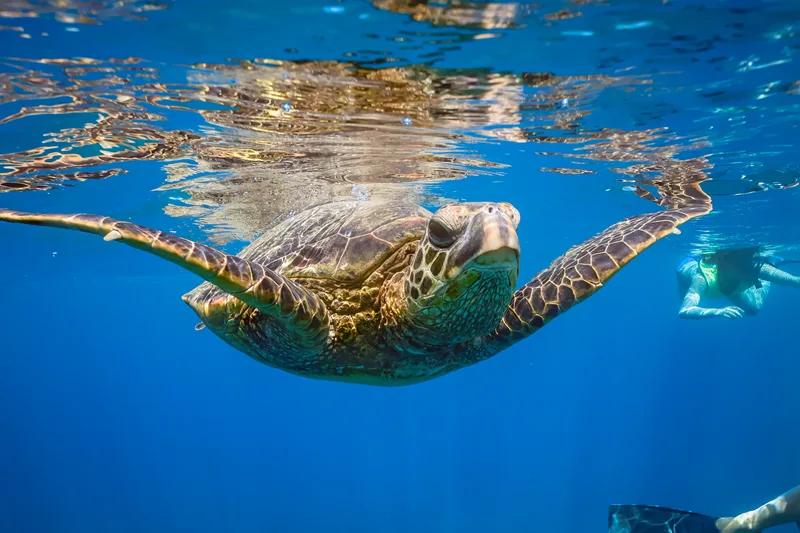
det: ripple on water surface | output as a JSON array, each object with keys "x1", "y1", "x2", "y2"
[{"x1": 0, "y1": 0, "x2": 798, "y2": 251}]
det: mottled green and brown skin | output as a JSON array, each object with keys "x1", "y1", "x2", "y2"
[{"x1": 0, "y1": 196, "x2": 708, "y2": 386}]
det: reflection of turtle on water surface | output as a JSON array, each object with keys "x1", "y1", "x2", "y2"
[{"x1": 0, "y1": 197, "x2": 707, "y2": 386}]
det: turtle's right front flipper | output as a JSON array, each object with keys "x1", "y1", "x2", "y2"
[{"x1": 0, "y1": 209, "x2": 331, "y2": 354}]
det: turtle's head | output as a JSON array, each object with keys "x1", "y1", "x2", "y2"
[{"x1": 391, "y1": 202, "x2": 520, "y2": 349}]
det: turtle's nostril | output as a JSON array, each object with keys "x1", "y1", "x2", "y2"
[{"x1": 487, "y1": 206, "x2": 495, "y2": 214}]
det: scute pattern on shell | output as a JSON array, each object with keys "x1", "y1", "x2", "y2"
[{"x1": 238, "y1": 201, "x2": 431, "y2": 284}]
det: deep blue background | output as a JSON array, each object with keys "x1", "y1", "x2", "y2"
[{"x1": 1, "y1": 1, "x2": 799, "y2": 532}]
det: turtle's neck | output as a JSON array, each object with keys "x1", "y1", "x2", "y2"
[
  {"x1": 379, "y1": 270, "x2": 441, "y2": 356},
  {"x1": 379, "y1": 264, "x2": 517, "y2": 356}
]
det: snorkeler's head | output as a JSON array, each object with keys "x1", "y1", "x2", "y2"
[
  {"x1": 700, "y1": 252, "x2": 717, "y2": 265},
  {"x1": 701, "y1": 246, "x2": 761, "y2": 266}
]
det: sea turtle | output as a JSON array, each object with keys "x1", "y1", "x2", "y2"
[{"x1": 0, "y1": 197, "x2": 706, "y2": 386}]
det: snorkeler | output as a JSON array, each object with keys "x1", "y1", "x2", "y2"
[
  {"x1": 676, "y1": 247, "x2": 800, "y2": 319},
  {"x1": 608, "y1": 483, "x2": 800, "y2": 532}
]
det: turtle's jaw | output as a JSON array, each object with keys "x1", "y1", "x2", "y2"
[{"x1": 474, "y1": 246, "x2": 520, "y2": 269}]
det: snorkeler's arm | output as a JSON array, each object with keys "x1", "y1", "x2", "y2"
[
  {"x1": 679, "y1": 274, "x2": 745, "y2": 319},
  {"x1": 716, "y1": 484, "x2": 800, "y2": 532},
  {"x1": 678, "y1": 275, "x2": 715, "y2": 318},
  {"x1": 760, "y1": 263, "x2": 800, "y2": 288}
]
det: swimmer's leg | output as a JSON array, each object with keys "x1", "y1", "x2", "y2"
[
  {"x1": 612, "y1": 485, "x2": 800, "y2": 533},
  {"x1": 729, "y1": 282, "x2": 771, "y2": 316}
]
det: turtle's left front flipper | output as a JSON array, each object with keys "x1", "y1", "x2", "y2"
[
  {"x1": 0, "y1": 209, "x2": 331, "y2": 352},
  {"x1": 483, "y1": 205, "x2": 708, "y2": 351}
]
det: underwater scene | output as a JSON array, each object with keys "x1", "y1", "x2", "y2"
[{"x1": 0, "y1": 0, "x2": 798, "y2": 531}]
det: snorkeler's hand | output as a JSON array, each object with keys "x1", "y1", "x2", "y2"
[{"x1": 715, "y1": 306, "x2": 745, "y2": 319}]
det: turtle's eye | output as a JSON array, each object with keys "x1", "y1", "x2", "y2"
[{"x1": 428, "y1": 218, "x2": 458, "y2": 248}]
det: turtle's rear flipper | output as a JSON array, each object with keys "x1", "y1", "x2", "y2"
[
  {"x1": 0, "y1": 209, "x2": 330, "y2": 353},
  {"x1": 608, "y1": 504, "x2": 726, "y2": 533}
]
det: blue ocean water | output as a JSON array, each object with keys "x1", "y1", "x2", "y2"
[{"x1": 0, "y1": 1, "x2": 798, "y2": 532}]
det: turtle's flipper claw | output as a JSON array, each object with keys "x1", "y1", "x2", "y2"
[{"x1": 103, "y1": 230, "x2": 122, "y2": 241}]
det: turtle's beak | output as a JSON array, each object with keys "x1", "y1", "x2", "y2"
[
  {"x1": 473, "y1": 220, "x2": 520, "y2": 270},
  {"x1": 445, "y1": 207, "x2": 520, "y2": 277},
  {"x1": 471, "y1": 211, "x2": 520, "y2": 270}
]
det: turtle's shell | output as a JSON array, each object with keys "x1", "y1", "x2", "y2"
[{"x1": 238, "y1": 201, "x2": 431, "y2": 284}]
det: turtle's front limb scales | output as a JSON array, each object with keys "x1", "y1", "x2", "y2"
[{"x1": 0, "y1": 209, "x2": 331, "y2": 354}]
